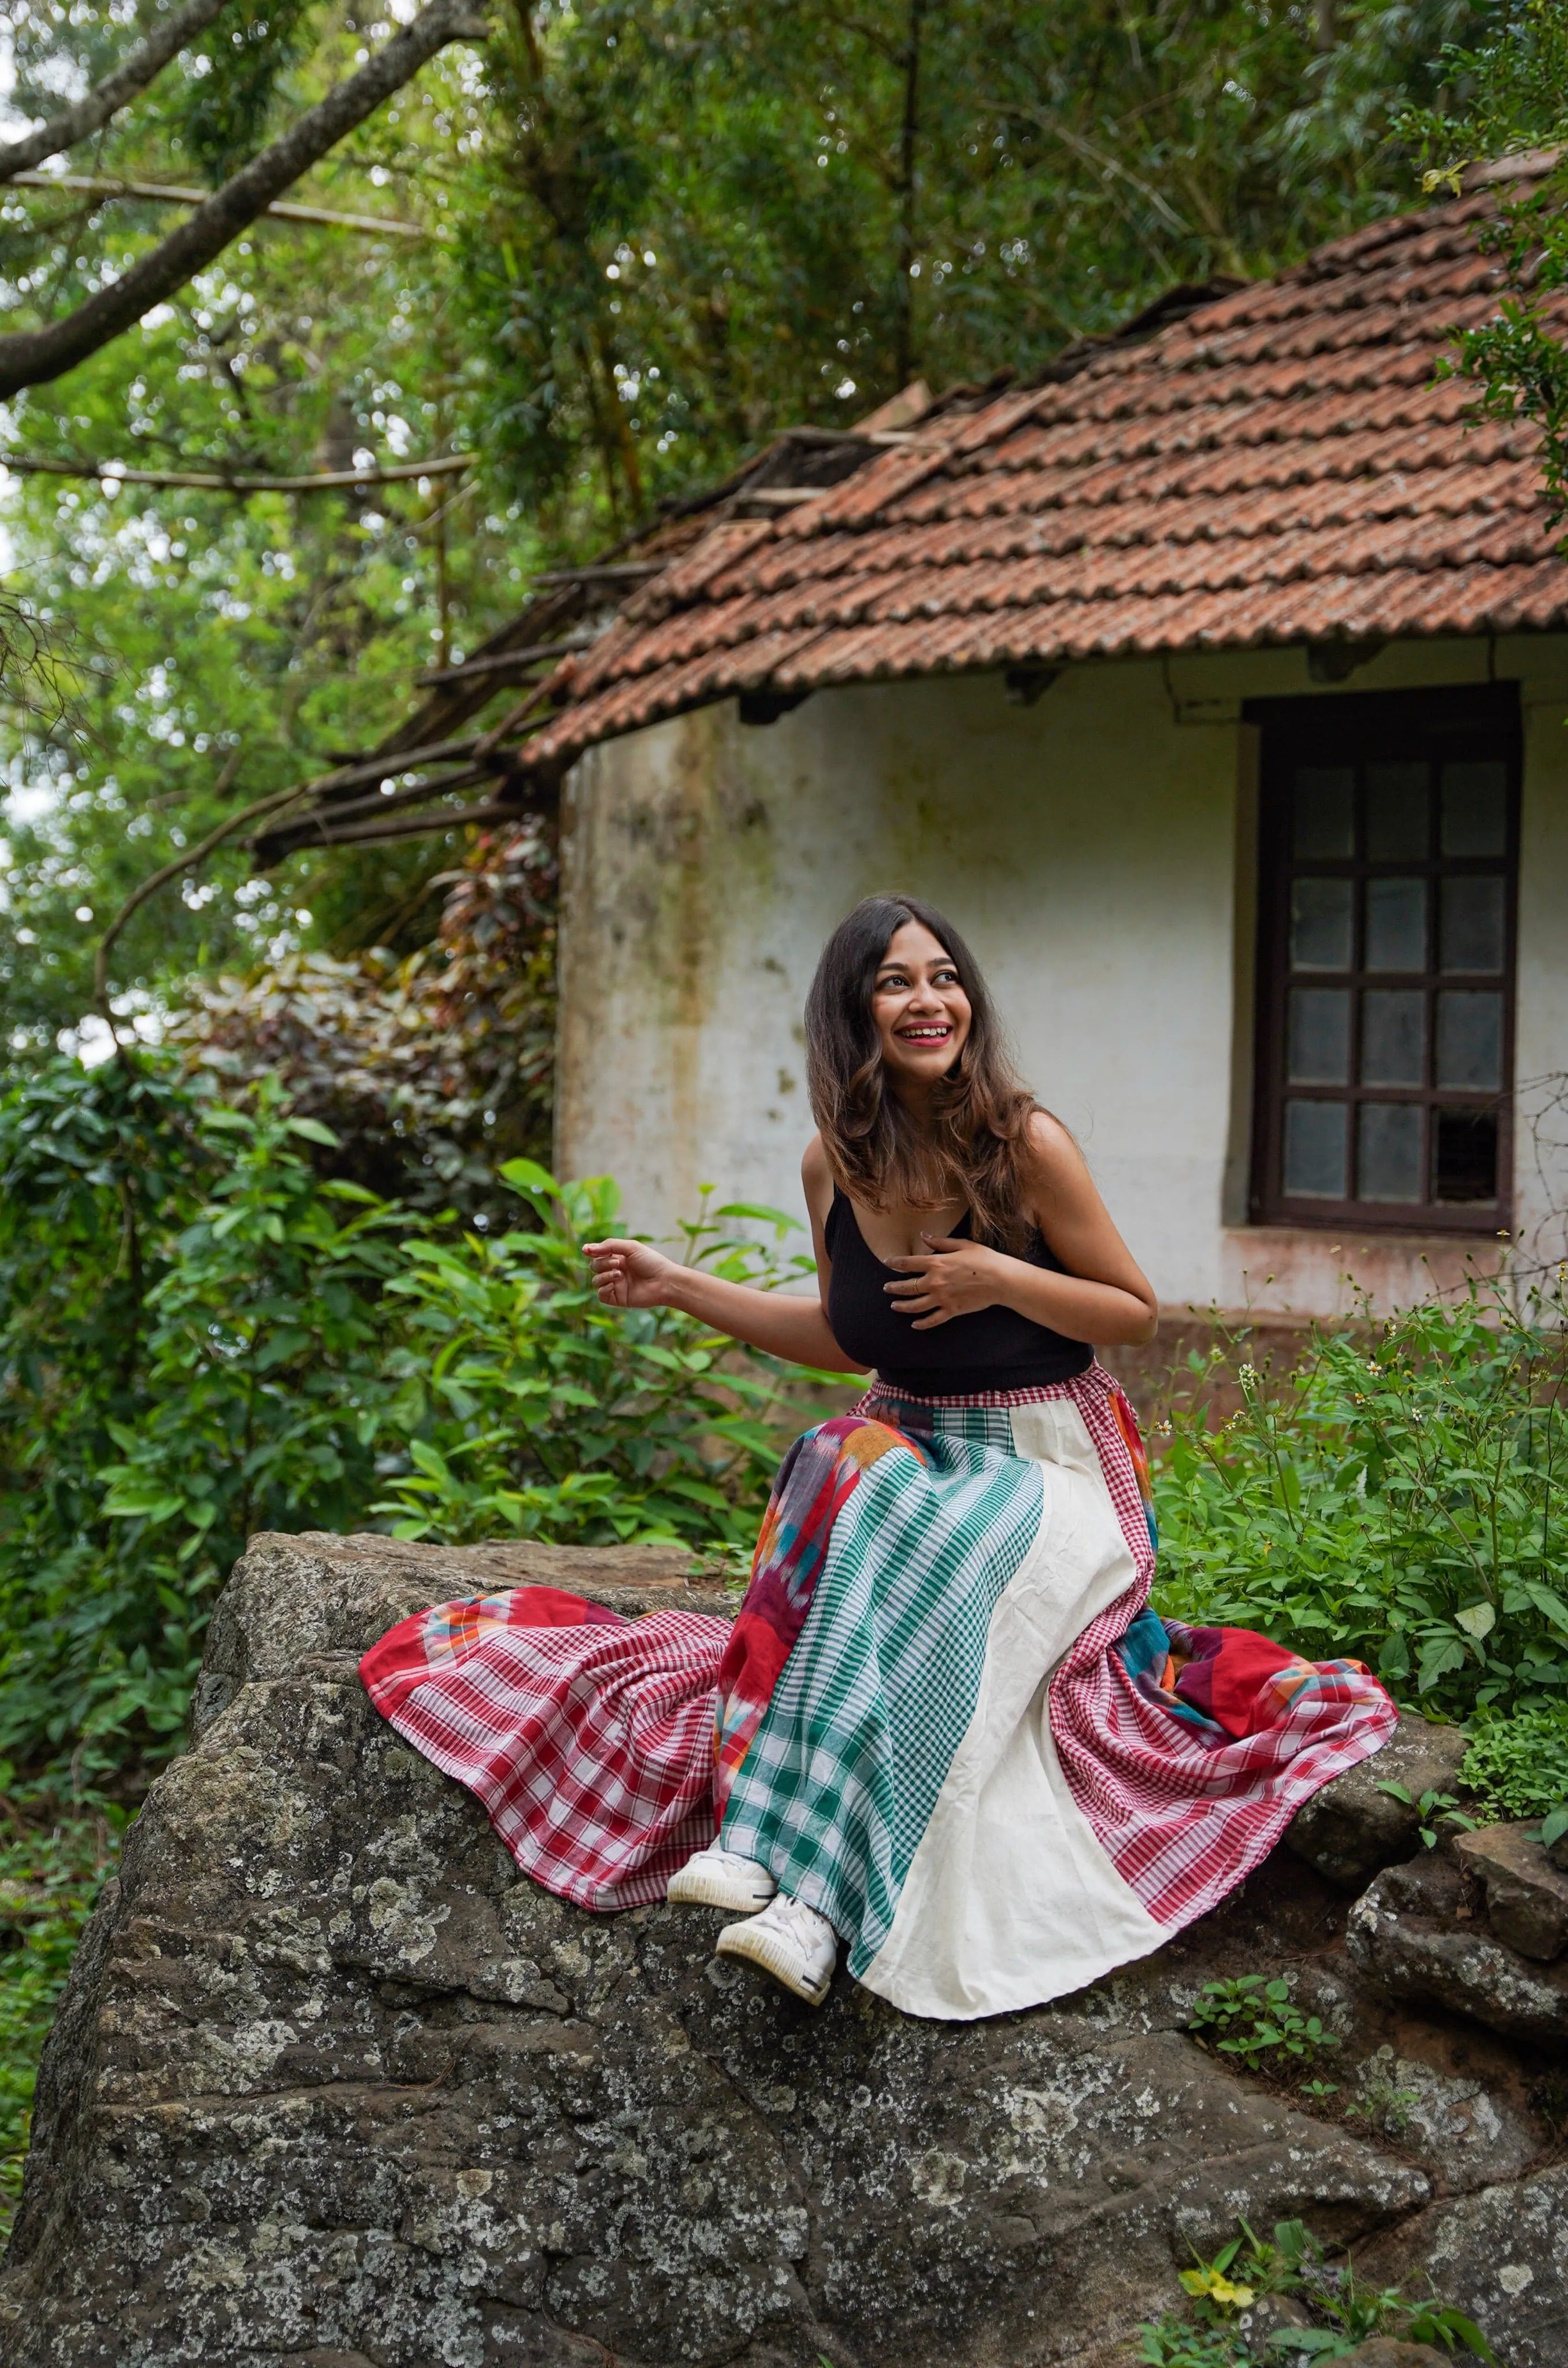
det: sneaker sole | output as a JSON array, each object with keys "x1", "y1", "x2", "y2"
[
  {"x1": 666, "y1": 1864, "x2": 777, "y2": 1913},
  {"x1": 713, "y1": 1919, "x2": 833, "y2": 2007}
]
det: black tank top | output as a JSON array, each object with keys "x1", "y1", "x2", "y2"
[{"x1": 824, "y1": 1186, "x2": 1092, "y2": 1395}]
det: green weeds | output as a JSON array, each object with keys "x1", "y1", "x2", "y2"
[
  {"x1": 1151, "y1": 1286, "x2": 1568, "y2": 1725},
  {"x1": 0, "y1": 1056, "x2": 814, "y2": 1788},
  {"x1": 1188, "y1": 1977, "x2": 1341, "y2": 2073},
  {"x1": 0, "y1": 1802, "x2": 118, "y2": 2244},
  {"x1": 1459, "y1": 1701, "x2": 1568, "y2": 1843},
  {"x1": 1374, "y1": 1782, "x2": 1476, "y2": 1849},
  {"x1": 1139, "y1": 2218, "x2": 1495, "y2": 2363}
]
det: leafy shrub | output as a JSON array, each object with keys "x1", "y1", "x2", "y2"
[
  {"x1": 1188, "y1": 1975, "x2": 1341, "y2": 2072},
  {"x1": 370, "y1": 1164, "x2": 813, "y2": 1551},
  {"x1": 0, "y1": 1063, "x2": 409, "y2": 1774},
  {"x1": 0, "y1": 1054, "x2": 807, "y2": 1782},
  {"x1": 168, "y1": 821, "x2": 557, "y2": 1219},
  {"x1": 1459, "y1": 1701, "x2": 1568, "y2": 1834},
  {"x1": 0, "y1": 1805, "x2": 118, "y2": 2241},
  {"x1": 1137, "y1": 2321, "x2": 1249, "y2": 2367},
  {"x1": 1371, "y1": 1780, "x2": 1474, "y2": 1851},
  {"x1": 1141, "y1": 2217, "x2": 1495, "y2": 2365},
  {"x1": 1151, "y1": 1286, "x2": 1568, "y2": 1723}
]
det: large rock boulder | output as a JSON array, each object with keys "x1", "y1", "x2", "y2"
[
  {"x1": 1347, "y1": 1848, "x2": 1568, "y2": 2047},
  {"x1": 1, "y1": 1535, "x2": 1563, "y2": 2367},
  {"x1": 1283, "y1": 1713, "x2": 1469, "y2": 1893}
]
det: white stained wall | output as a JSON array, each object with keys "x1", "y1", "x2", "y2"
[{"x1": 555, "y1": 635, "x2": 1568, "y2": 1317}]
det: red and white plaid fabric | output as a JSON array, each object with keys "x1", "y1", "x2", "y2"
[
  {"x1": 1040, "y1": 1368, "x2": 1397, "y2": 1930},
  {"x1": 362, "y1": 1599, "x2": 730, "y2": 1910},
  {"x1": 362, "y1": 1366, "x2": 1395, "y2": 1935}
]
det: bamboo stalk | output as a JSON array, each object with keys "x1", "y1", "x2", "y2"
[
  {"x1": 262, "y1": 798, "x2": 535, "y2": 850},
  {"x1": 416, "y1": 631, "x2": 596, "y2": 687},
  {"x1": 529, "y1": 561, "x2": 665, "y2": 587}
]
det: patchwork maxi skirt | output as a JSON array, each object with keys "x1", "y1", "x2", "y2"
[{"x1": 361, "y1": 1366, "x2": 1396, "y2": 2019}]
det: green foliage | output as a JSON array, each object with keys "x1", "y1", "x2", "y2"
[
  {"x1": 1137, "y1": 2321, "x2": 1250, "y2": 2368},
  {"x1": 176, "y1": 0, "x2": 325, "y2": 185},
  {"x1": 0, "y1": 1060, "x2": 407, "y2": 1773},
  {"x1": 1151, "y1": 1286, "x2": 1568, "y2": 1723},
  {"x1": 1344, "y1": 2076, "x2": 1421, "y2": 2136},
  {"x1": 168, "y1": 823, "x2": 559, "y2": 1216},
  {"x1": 461, "y1": 0, "x2": 1481, "y2": 523},
  {"x1": 1140, "y1": 2217, "x2": 1496, "y2": 2365},
  {"x1": 1373, "y1": 1779, "x2": 1476, "y2": 1848},
  {"x1": 1188, "y1": 1977, "x2": 1342, "y2": 2072},
  {"x1": 0, "y1": 1053, "x2": 803, "y2": 1781},
  {"x1": 1459, "y1": 1700, "x2": 1568, "y2": 1832},
  {"x1": 1393, "y1": 1, "x2": 1568, "y2": 524},
  {"x1": 1399, "y1": 0, "x2": 1568, "y2": 179},
  {"x1": 0, "y1": 1805, "x2": 118, "y2": 2243},
  {"x1": 1, "y1": 9, "x2": 530, "y2": 1052},
  {"x1": 370, "y1": 1164, "x2": 812, "y2": 1549}
]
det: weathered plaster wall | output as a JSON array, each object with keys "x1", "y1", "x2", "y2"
[{"x1": 556, "y1": 635, "x2": 1568, "y2": 1316}]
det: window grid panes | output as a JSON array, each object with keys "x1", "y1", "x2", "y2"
[{"x1": 1250, "y1": 691, "x2": 1517, "y2": 1233}]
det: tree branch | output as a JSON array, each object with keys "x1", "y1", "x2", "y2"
[
  {"x1": 0, "y1": 0, "x2": 237, "y2": 183},
  {"x1": 7, "y1": 169, "x2": 435, "y2": 238},
  {"x1": 0, "y1": 0, "x2": 490, "y2": 400},
  {"x1": 1, "y1": 449, "x2": 474, "y2": 493},
  {"x1": 94, "y1": 774, "x2": 310, "y2": 1025}
]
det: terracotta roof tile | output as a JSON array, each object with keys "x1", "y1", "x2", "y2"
[{"x1": 522, "y1": 180, "x2": 1568, "y2": 769}]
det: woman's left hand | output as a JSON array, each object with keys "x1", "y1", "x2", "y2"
[{"x1": 884, "y1": 1235, "x2": 1009, "y2": 1329}]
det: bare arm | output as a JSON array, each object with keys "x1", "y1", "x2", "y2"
[
  {"x1": 884, "y1": 1112, "x2": 1159, "y2": 1347},
  {"x1": 583, "y1": 1139, "x2": 867, "y2": 1372}
]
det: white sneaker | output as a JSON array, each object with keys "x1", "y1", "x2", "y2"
[
  {"x1": 666, "y1": 1841, "x2": 777, "y2": 1913},
  {"x1": 715, "y1": 1892, "x2": 837, "y2": 2006}
]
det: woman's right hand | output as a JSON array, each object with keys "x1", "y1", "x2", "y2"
[{"x1": 584, "y1": 1237, "x2": 681, "y2": 1309}]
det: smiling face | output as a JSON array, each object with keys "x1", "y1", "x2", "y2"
[{"x1": 871, "y1": 918, "x2": 973, "y2": 1098}]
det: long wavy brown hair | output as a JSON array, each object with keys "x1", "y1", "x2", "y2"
[{"x1": 805, "y1": 894, "x2": 1040, "y2": 1251}]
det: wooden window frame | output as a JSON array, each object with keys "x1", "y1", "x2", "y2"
[{"x1": 1245, "y1": 682, "x2": 1521, "y2": 1237}]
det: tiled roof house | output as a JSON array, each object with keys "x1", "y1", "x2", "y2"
[
  {"x1": 521, "y1": 161, "x2": 1568, "y2": 1323},
  {"x1": 528, "y1": 160, "x2": 1568, "y2": 763},
  {"x1": 290, "y1": 161, "x2": 1567, "y2": 1322}
]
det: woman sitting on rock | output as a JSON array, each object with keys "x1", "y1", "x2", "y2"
[{"x1": 363, "y1": 895, "x2": 1395, "y2": 2018}]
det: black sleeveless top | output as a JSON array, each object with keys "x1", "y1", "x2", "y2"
[{"x1": 824, "y1": 1186, "x2": 1092, "y2": 1395}]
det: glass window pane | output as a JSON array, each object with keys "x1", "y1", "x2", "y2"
[
  {"x1": 1440, "y1": 875, "x2": 1505, "y2": 973},
  {"x1": 1365, "y1": 763, "x2": 1429, "y2": 859},
  {"x1": 1293, "y1": 767, "x2": 1355, "y2": 858},
  {"x1": 1284, "y1": 1100, "x2": 1348, "y2": 1198},
  {"x1": 1441, "y1": 760, "x2": 1507, "y2": 856},
  {"x1": 1364, "y1": 877, "x2": 1427, "y2": 972},
  {"x1": 1291, "y1": 877, "x2": 1352, "y2": 970},
  {"x1": 1434, "y1": 1109, "x2": 1499, "y2": 1203},
  {"x1": 1358, "y1": 1104, "x2": 1424, "y2": 1202},
  {"x1": 1436, "y1": 990, "x2": 1504, "y2": 1090},
  {"x1": 1361, "y1": 989, "x2": 1425, "y2": 1086},
  {"x1": 1288, "y1": 989, "x2": 1351, "y2": 1083}
]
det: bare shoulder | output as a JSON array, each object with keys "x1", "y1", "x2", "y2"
[
  {"x1": 1021, "y1": 1107, "x2": 1093, "y2": 1200},
  {"x1": 800, "y1": 1132, "x2": 835, "y2": 1217}
]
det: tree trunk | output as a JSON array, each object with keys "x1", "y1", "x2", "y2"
[{"x1": 895, "y1": 0, "x2": 928, "y2": 389}]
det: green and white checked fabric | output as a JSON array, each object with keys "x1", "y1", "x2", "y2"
[{"x1": 719, "y1": 1400, "x2": 1044, "y2": 1975}]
